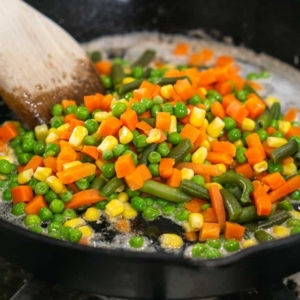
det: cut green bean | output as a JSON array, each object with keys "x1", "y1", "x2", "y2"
[
  {"x1": 167, "y1": 138, "x2": 193, "y2": 164},
  {"x1": 131, "y1": 50, "x2": 156, "y2": 67},
  {"x1": 139, "y1": 180, "x2": 192, "y2": 203},
  {"x1": 294, "y1": 152, "x2": 300, "y2": 167},
  {"x1": 220, "y1": 189, "x2": 242, "y2": 221},
  {"x1": 100, "y1": 176, "x2": 124, "y2": 196},
  {"x1": 270, "y1": 139, "x2": 298, "y2": 163},
  {"x1": 270, "y1": 102, "x2": 281, "y2": 120},
  {"x1": 138, "y1": 143, "x2": 158, "y2": 165},
  {"x1": 254, "y1": 230, "x2": 276, "y2": 242},
  {"x1": 153, "y1": 76, "x2": 191, "y2": 86},
  {"x1": 91, "y1": 176, "x2": 107, "y2": 191},
  {"x1": 116, "y1": 79, "x2": 143, "y2": 95},
  {"x1": 111, "y1": 63, "x2": 125, "y2": 87},
  {"x1": 235, "y1": 206, "x2": 260, "y2": 224},
  {"x1": 179, "y1": 179, "x2": 210, "y2": 201},
  {"x1": 256, "y1": 109, "x2": 271, "y2": 130}
]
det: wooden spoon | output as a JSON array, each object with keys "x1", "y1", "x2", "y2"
[{"x1": 0, "y1": 0, "x2": 104, "y2": 128}]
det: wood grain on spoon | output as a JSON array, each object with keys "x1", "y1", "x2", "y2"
[{"x1": 0, "y1": 0, "x2": 104, "y2": 128}]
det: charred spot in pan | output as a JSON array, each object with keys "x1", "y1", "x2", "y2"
[
  {"x1": 292, "y1": 203, "x2": 300, "y2": 212},
  {"x1": 88, "y1": 218, "x2": 116, "y2": 243}
]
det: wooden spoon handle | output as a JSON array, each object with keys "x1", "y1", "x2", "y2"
[{"x1": 0, "y1": 0, "x2": 104, "y2": 128}]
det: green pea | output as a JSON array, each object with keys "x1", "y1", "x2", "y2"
[
  {"x1": 148, "y1": 152, "x2": 161, "y2": 164},
  {"x1": 181, "y1": 153, "x2": 191, "y2": 162},
  {"x1": 10, "y1": 136, "x2": 22, "y2": 148},
  {"x1": 228, "y1": 128, "x2": 241, "y2": 142},
  {"x1": 131, "y1": 102, "x2": 146, "y2": 116},
  {"x1": 161, "y1": 205, "x2": 176, "y2": 217},
  {"x1": 34, "y1": 182, "x2": 50, "y2": 195},
  {"x1": 125, "y1": 187, "x2": 140, "y2": 198},
  {"x1": 144, "y1": 197, "x2": 154, "y2": 206},
  {"x1": 17, "y1": 153, "x2": 31, "y2": 165},
  {"x1": 270, "y1": 119, "x2": 278, "y2": 129},
  {"x1": 28, "y1": 178, "x2": 39, "y2": 189},
  {"x1": 124, "y1": 92, "x2": 133, "y2": 101},
  {"x1": 133, "y1": 134, "x2": 148, "y2": 148},
  {"x1": 246, "y1": 73, "x2": 260, "y2": 80},
  {"x1": 206, "y1": 238, "x2": 222, "y2": 249},
  {"x1": 76, "y1": 178, "x2": 89, "y2": 190},
  {"x1": 236, "y1": 90, "x2": 249, "y2": 102},
  {"x1": 48, "y1": 221, "x2": 63, "y2": 234},
  {"x1": 131, "y1": 196, "x2": 147, "y2": 212},
  {"x1": 12, "y1": 203, "x2": 26, "y2": 216},
  {"x1": 206, "y1": 248, "x2": 222, "y2": 259},
  {"x1": 140, "y1": 98, "x2": 153, "y2": 110},
  {"x1": 8, "y1": 173, "x2": 18, "y2": 183},
  {"x1": 33, "y1": 141, "x2": 46, "y2": 156},
  {"x1": 102, "y1": 163, "x2": 116, "y2": 179},
  {"x1": 80, "y1": 153, "x2": 94, "y2": 163},
  {"x1": 174, "y1": 210, "x2": 190, "y2": 221},
  {"x1": 48, "y1": 232, "x2": 62, "y2": 239},
  {"x1": 29, "y1": 225, "x2": 43, "y2": 234},
  {"x1": 44, "y1": 190, "x2": 58, "y2": 203},
  {"x1": 148, "y1": 163, "x2": 159, "y2": 177},
  {"x1": 38, "y1": 207, "x2": 53, "y2": 221},
  {"x1": 51, "y1": 103, "x2": 63, "y2": 116},
  {"x1": 291, "y1": 190, "x2": 300, "y2": 200},
  {"x1": 45, "y1": 143, "x2": 60, "y2": 157},
  {"x1": 21, "y1": 131, "x2": 35, "y2": 140},
  {"x1": 132, "y1": 66, "x2": 144, "y2": 79},
  {"x1": 177, "y1": 124, "x2": 184, "y2": 133},
  {"x1": 257, "y1": 129, "x2": 268, "y2": 142},
  {"x1": 224, "y1": 239, "x2": 240, "y2": 252},
  {"x1": 168, "y1": 132, "x2": 182, "y2": 145},
  {"x1": 102, "y1": 149, "x2": 113, "y2": 161},
  {"x1": 151, "y1": 104, "x2": 161, "y2": 118},
  {"x1": 113, "y1": 144, "x2": 127, "y2": 157},
  {"x1": 112, "y1": 102, "x2": 127, "y2": 118},
  {"x1": 187, "y1": 94, "x2": 202, "y2": 105},
  {"x1": 0, "y1": 181, "x2": 9, "y2": 188},
  {"x1": 129, "y1": 236, "x2": 144, "y2": 248},
  {"x1": 94, "y1": 200, "x2": 108, "y2": 211},
  {"x1": 24, "y1": 215, "x2": 41, "y2": 227},
  {"x1": 83, "y1": 135, "x2": 97, "y2": 146},
  {"x1": 161, "y1": 103, "x2": 173, "y2": 114},
  {"x1": 142, "y1": 206, "x2": 159, "y2": 220},
  {"x1": 49, "y1": 199, "x2": 65, "y2": 214},
  {"x1": 191, "y1": 243, "x2": 208, "y2": 258},
  {"x1": 9, "y1": 182, "x2": 19, "y2": 189},
  {"x1": 176, "y1": 202, "x2": 186, "y2": 209},
  {"x1": 173, "y1": 102, "x2": 188, "y2": 118},
  {"x1": 201, "y1": 204, "x2": 211, "y2": 211},
  {"x1": 62, "y1": 208, "x2": 77, "y2": 219},
  {"x1": 191, "y1": 175, "x2": 205, "y2": 187},
  {"x1": 287, "y1": 218, "x2": 300, "y2": 228},
  {"x1": 236, "y1": 147, "x2": 247, "y2": 164},
  {"x1": 50, "y1": 116, "x2": 64, "y2": 128},
  {"x1": 84, "y1": 119, "x2": 99, "y2": 135},
  {"x1": 206, "y1": 90, "x2": 222, "y2": 102},
  {"x1": 21, "y1": 139, "x2": 36, "y2": 153},
  {"x1": 100, "y1": 75, "x2": 112, "y2": 89},
  {"x1": 223, "y1": 117, "x2": 236, "y2": 131},
  {"x1": 277, "y1": 199, "x2": 293, "y2": 211},
  {"x1": 68, "y1": 228, "x2": 82, "y2": 242},
  {"x1": 156, "y1": 198, "x2": 169, "y2": 207},
  {"x1": 260, "y1": 71, "x2": 270, "y2": 78},
  {"x1": 157, "y1": 142, "x2": 170, "y2": 157},
  {"x1": 2, "y1": 189, "x2": 12, "y2": 201},
  {"x1": 61, "y1": 226, "x2": 71, "y2": 240},
  {"x1": 52, "y1": 214, "x2": 65, "y2": 224},
  {"x1": 17, "y1": 126, "x2": 27, "y2": 136},
  {"x1": 76, "y1": 106, "x2": 90, "y2": 121},
  {"x1": 153, "y1": 95, "x2": 164, "y2": 105},
  {"x1": 14, "y1": 146, "x2": 23, "y2": 156},
  {"x1": 290, "y1": 226, "x2": 300, "y2": 235},
  {"x1": 268, "y1": 160, "x2": 282, "y2": 174}
]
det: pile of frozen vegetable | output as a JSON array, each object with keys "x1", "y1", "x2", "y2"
[{"x1": 0, "y1": 43, "x2": 300, "y2": 259}]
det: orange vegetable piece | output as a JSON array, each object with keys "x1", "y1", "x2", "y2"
[
  {"x1": 25, "y1": 195, "x2": 47, "y2": 215},
  {"x1": 179, "y1": 123, "x2": 202, "y2": 146},
  {"x1": 99, "y1": 94, "x2": 113, "y2": 111},
  {"x1": 245, "y1": 133, "x2": 261, "y2": 148},
  {"x1": 244, "y1": 95, "x2": 266, "y2": 119},
  {"x1": 210, "y1": 140, "x2": 236, "y2": 157},
  {"x1": 0, "y1": 122, "x2": 18, "y2": 143},
  {"x1": 215, "y1": 55, "x2": 234, "y2": 67},
  {"x1": 114, "y1": 218, "x2": 131, "y2": 233},
  {"x1": 209, "y1": 185, "x2": 226, "y2": 227},
  {"x1": 124, "y1": 169, "x2": 144, "y2": 191},
  {"x1": 175, "y1": 162, "x2": 223, "y2": 177},
  {"x1": 211, "y1": 101, "x2": 226, "y2": 119},
  {"x1": 173, "y1": 43, "x2": 189, "y2": 55},
  {"x1": 155, "y1": 112, "x2": 171, "y2": 132},
  {"x1": 95, "y1": 60, "x2": 112, "y2": 75},
  {"x1": 244, "y1": 146, "x2": 266, "y2": 165},
  {"x1": 136, "y1": 121, "x2": 153, "y2": 133},
  {"x1": 284, "y1": 108, "x2": 298, "y2": 122},
  {"x1": 43, "y1": 157, "x2": 57, "y2": 173},
  {"x1": 135, "y1": 164, "x2": 152, "y2": 182},
  {"x1": 285, "y1": 126, "x2": 300, "y2": 139},
  {"x1": 133, "y1": 88, "x2": 151, "y2": 100},
  {"x1": 184, "y1": 232, "x2": 198, "y2": 242},
  {"x1": 222, "y1": 94, "x2": 238, "y2": 110},
  {"x1": 23, "y1": 155, "x2": 44, "y2": 172},
  {"x1": 206, "y1": 152, "x2": 233, "y2": 165},
  {"x1": 115, "y1": 154, "x2": 136, "y2": 178},
  {"x1": 120, "y1": 110, "x2": 139, "y2": 131},
  {"x1": 199, "y1": 222, "x2": 221, "y2": 241},
  {"x1": 184, "y1": 198, "x2": 207, "y2": 213},
  {"x1": 224, "y1": 222, "x2": 245, "y2": 241},
  {"x1": 262, "y1": 172, "x2": 286, "y2": 191},
  {"x1": 11, "y1": 186, "x2": 34, "y2": 204},
  {"x1": 235, "y1": 163, "x2": 254, "y2": 180},
  {"x1": 173, "y1": 79, "x2": 194, "y2": 101},
  {"x1": 202, "y1": 207, "x2": 218, "y2": 223},
  {"x1": 166, "y1": 168, "x2": 182, "y2": 188},
  {"x1": 159, "y1": 158, "x2": 175, "y2": 178},
  {"x1": 65, "y1": 189, "x2": 106, "y2": 209},
  {"x1": 84, "y1": 93, "x2": 103, "y2": 113},
  {"x1": 61, "y1": 99, "x2": 77, "y2": 110},
  {"x1": 81, "y1": 145, "x2": 99, "y2": 160},
  {"x1": 97, "y1": 117, "x2": 122, "y2": 137}
]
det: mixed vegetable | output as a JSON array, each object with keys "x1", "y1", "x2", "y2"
[{"x1": 0, "y1": 42, "x2": 300, "y2": 259}]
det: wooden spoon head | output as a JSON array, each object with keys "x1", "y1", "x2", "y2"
[{"x1": 0, "y1": 0, "x2": 105, "y2": 128}]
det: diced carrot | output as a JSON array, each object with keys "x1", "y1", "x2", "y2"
[
  {"x1": 136, "y1": 121, "x2": 153, "y2": 133},
  {"x1": 159, "y1": 158, "x2": 175, "y2": 178},
  {"x1": 83, "y1": 93, "x2": 103, "y2": 113},
  {"x1": 95, "y1": 60, "x2": 112, "y2": 75},
  {"x1": 81, "y1": 145, "x2": 99, "y2": 160},
  {"x1": 65, "y1": 189, "x2": 106, "y2": 209},
  {"x1": 175, "y1": 162, "x2": 223, "y2": 176},
  {"x1": 164, "y1": 69, "x2": 184, "y2": 78},
  {"x1": 226, "y1": 100, "x2": 249, "y2": 124},
  {"x1": 25, "y1": 195, "x2": 47, "y2": 215},
  {"x1": 120, "y1": 109, "x2": 139, "y2": 131},
  {"x1": 206, "y1": 152, "x2": 233, "y2": 165},
  {"x1": 64, "y1": 113, "x2": 76, "y2": 124},
  {"x1": 210, "y1": 140, "x2": 236, "y2": 157},
  {"x1": 266, "y1": 126, "x2": 277, "y2": 136},
  {"x1": 222, "y1": 94, "x2": 238, "y2": 110},
  {"x1": 244, "y1": 96, "x2": 266, "y2": 119},
  {"x1": 285, "y1": 126, "x2": 300, "y2": 139},
  {"x1": 56, "y1": 140, "x2": 78, "y2": 171},
  {"x1": 156, "y1": 112, "x2": 171, "y2": 131},
  {"x1": 133, "y1": 88, "x2": 151, "y2": 100},
  {"x1": 114, "y1": 218, "x2": 131, "y2": 233},
  {"x1": 199, "y1": 222, "x2": 221, "y2": 241},
  {"x1": 224, "y1": 222, "x2": 245, "y2": 241},
  {"x1": 59, "y1": 131, "x2": 72, "y2": 141},
  {"x1": 255, "y1": 195, "x2": 272, "y2": 216},
  {"x1": 124, "y1": 169, "x2": 144, "y2": 191},
  {"x1": 173, "y1": 79, "x2": 195, "y2": 101},
  {"x1": 215, "y1": 55, "x2": 234, "y2": 67},
  {"x1": 97, "y1": 117, "x2": 122, "y2": 137},
  {"x1": 11, "y1": 186, "x2": 34, "y2": 204},
  {"x1": 282, "y1": 156, "x2": 294, "y2": 165},
  {"x1": 23, "y1": 155, "x2": 44, "y2": 172},
  {"x1": 184, "y1": 198, "x2": 207, "y2": 213},
  {"x1": 209, "y1": 185, "x2": 226, "y2": 227},
  {"x1": 115, "y1": 153, "x2": 136, "y2": 178},
  {"x1": 235, "y1": 163, "x2": 254, "y2": 180},
  {"x1": 202, "y1": 207, "x2": 218, "y2": 223},
  {"x1": 43, "y1": 157, "x2": 57, "y2": 173},
  {"x1": 166, "y1": 168, "x2": 182, "y2": 188},
  {"x1": 136, "y1": 164, "x2": 152, "y2": 182},
  {"x1": 139, "y1": 81, "x2": 158, "y2": 97},
  {"x1": 184, "y1": 232, "x2": 198, "y2": 242},
  {"x1": 61, "y1": 99, "x2": 77, "y2": 110},
  {"x1": 180, "y1": 123, "x2": 202, "y2": 146},
  {"x1": 211, "y1": 101, "x2": 226, "y2": 119},
  {"x1": 215, "y1": 81, "x2": 234, "y2": 96},
  {"x1": 245, "y1": 146, "x2": 266, "y2": 165},
  {"x1": 0, "y1": 122, "x2": 19, "y2": 142},
  {"x1": 99, "y1": 94, "x2": 113, "y2": 111},
  {"x1": 284, "y1": 107, "x2": 298, "y2": 122},
  {"x1": 198, "y1": 70, "x2": 217, "y2": 86},
  {"x1": 262, "y1": 172, "x2": 286, "y2": 191},
  {"x1": 69, "y1": 118, "x2": 85, "y2": 132},
  {"x1": 246, "y1": 133, "x2": 261, "y2": 148}
]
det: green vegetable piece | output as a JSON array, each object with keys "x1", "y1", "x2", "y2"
[
  {"x1": 270, "y1": 139, "x2": 298, "y2": 164},
  {"x1": 34, "y1": 182, "x2": 49, "y2": 195},
  {"x1": 48, "y1": 221, "x2": 63, "y2": 233},
  {"x1": 291, "y1": 190, "x2": 300, "y2": 200},
  {"x1": 62, "y1": 208, "x2": 77, "y2": 219},
  {"x1": 256, "y1": 109, "x2": 271, "y2": 130},
  {"x1": 94, "y1": 200, "x2": 108, "y2": 211},
  {"x1": 131, "y1": 50, "x2": 156, "y2": 68},
  {"x1": 191, "y1": 243, "x2": 208, "y2": 258},
  {"x1": 29, "y1": 225, "x2": 43, "y2": 234},
  {"x1": 131, "y1": 196, "x2": 147, "y2": 212},
  {"x1": 52, "y1": 214, "x2": 65, "y2": 224},
  {"x1": 174, "y1": 209, "x2": 190, "y2": 221},
  {"x1": 277, "y1": 199, "x2": 293, "y2": 211},
  {"x1": 220, "y1": 189, "x2": 242, "y2": 221},
  {"x1": 2, "y1": 189, "x2": 12, "y2": 201},
  {"x1": 254, "y1": 230, "x2": 275, "y2": 242},
  {"x1": 267, "y1": 160, "x2": 283, "y2": 174},
  {"x1": 49, "y1": 199, "x2": 65, "y2": 214},
  {"x1": 206, "y1": 238, "x2": 222, "y2": 249},
  {"x1": 38, "y1": 207, "x2": 53, "y2": 221},
  {"x1": 290, "y1": 226, "x2": 300, "y2": 235},
  {"x1": 223, "y1": 117, "x2": 236, "y2": 131},
  {"x1": 228, "y1": 128, "x2": 241, "y2": 142},
  {"x1": 148, "y1": 151, "x2": 161, "y2": 164},
  {"x1": 68, "y1": 228, "x2": 82, "y2": 243},
  {"x1": 100, "y1": 177, "x2": 124, "y2": 196},
  {"x1": 24, "y1": 215, "x2": 41, "y2": 227},
  {"x1": 129, "y1": 236, "x2": 144, "y2": 248},
  {"x1": 180, "y1": 179, "x2": 210, "y2": 201},
  {"x1": 287, "y1": 218, "x2": 300, "y2": 228},
  {"x1": 224, "y1": 239, "x2": 240, "y2": 252},
  {"x1": 161, "y1": 205, "x2": 176, "y2": 217},
  {"x1": 142, "y1": 206, "x2": 159, "y2": 221},
  {"x1": 207, "y1": 249, "x2": 222, "y2": 259},
  {"x1": 167, "y1": 138, "x2": 193, "y2": 164},
  {"x1": 0, "y1": 159, "x2": 13, "y2": 175},
  {"x1": 111, "y1": 63, "x2": 125, "y2": 87},
  {"x1": 173, "y1": 102, "x2": 188, "y2": 118},
  {"x1": 12, "y1": 203, "x2": 26, "y2": 216}
]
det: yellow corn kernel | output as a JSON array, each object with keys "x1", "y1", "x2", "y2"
[
  {"x1": 206, "y1": 135, "x2": 217, "y2": 143},
  {"x1": 33, "y1": 167, "x2": 52, "y2": 182},
  {"x1": 169, "y1": 115, "x2": 177, "y2": 133},
  {"x1": 278, "y1": 120, "x2": 291, "y2": 134},
  {"x1": 78, "y1": 225, "x2": 94, "y2": 237},
  {"x1": 57, "y1": 123, "x2": 71, "y2": 133},
  {"x1": 18, "y1": 168, "x2": 34, "y2": 184},
  {"x1": 64, "y1": 217, "x2": 86, "y2": 228},
  {"x1": 160, "y1": 84, "x2": 173, "y2": 100},
  {"x1": 105, "y1": 199, "x2": 124, "y2": 218},
  {"x1": 84, "y1": 207, "x2": 100, "y2": 222},
  {"x1": 91, "y1": 132, "x2": 102, "y2": 143},
  {"x1": 241, "y1": 118, "x2": 256, "y2": 131},
  {"x1": 200, "y1": 87, "x2": 207, "y2": 96},
  {"x1": 97, "y1": 135, "x2": 118, "y2": 152},
  {"x1": 267, "y1": 137, "x2": 288, "y2": 148},
  {"x1": 119, "y1": 126, "x2": 133, "y2": 144},
  {"x1": 122, "y1": 77, "x2": 135, "y2": 84},
  {"x1": 290, "y1": 210, "x2": 300, "y2": 219},
  {"x1": 200, "y1": 139, "x2": 211, "y2": 151},
  {"x1": 160, "y1": 233, "x2": 183, "y2": 249},
  {"x1": 253, "y1": 161, "x2": 268, "y2": 173},
  {"x1": 35, "y1": 124, "x2": 49, "y2": 141},
  {"x1": 95, "y1": 158, "x2": 105, "y2": 171},
  {"x1": 216, "y1": 164, "x2": 227, "y2": 174},
  {"x1": 206, "y1": 117, "x2": 225, "y2": 138},
  {"x1": 123, "y1": 203, "x2": 138, "y2": 219},
  {"x1": 69, "y1": 126, "x2": 88, "y2": 149},
  {"x1": 46, "y1": 175, "x2": 64, "y2": 194},
  {"x1": 205, "y1": 182, "x2": 223, "y2": 189},
  {"x1": 242, "y1": 239, "x2": 258, "y2": 249},
  {"x1": 192, "y1": 147, "x2": 207, "y2": 164},
  {"x1": 182, "y1": 222, "x2": 198, "y2": 232},
  {"x1": 62, "y1": 160, "x2": 82, "y2": 171},
  {"x1": 45, "y1": 131, "x2": 60, "y2": 144},
  {"x1": 282, "y1": 163, "x2": 297, "y2": 176},
  {"x1": 94, "y1": 111, "x2": 113, "y2": 122},
  {"x1": 188, "y1": 213, "x2": 204, "y2": 230},
  {"x1": 234, "y1": 139, "x2": 244, "y2": 148},
  {"x1": 123, "y1": 66, "x2": 131, "y2": 75},
  {"x1": 146, "y1": 128, "x2": 161, "y2": 144},
  {"x1": 202, "y1": 118, "x2": 209, "y2": 129},
  {"x1": 273, "y1": 226, "x2": 289, "y2": 238},
  {"x1": 189, "y1": 107, "x2": 206, "y2": 127},
  {"x1": 181, "y1": 168, "x2": 194, "y2": 180},
  {"x1": 265, "y1": 95, "x2": 280, "y2": 108},
  {"x1": 117, "y1": 192, "x2": 129, "y2": 203}
]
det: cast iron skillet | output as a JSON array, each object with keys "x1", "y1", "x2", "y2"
[{"x1": 1, "y1": 0, "x2": 300, "y2": 299}]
